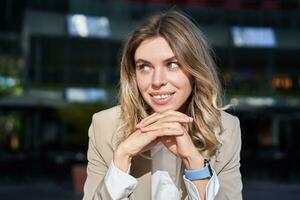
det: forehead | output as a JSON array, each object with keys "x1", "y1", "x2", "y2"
[{"x1": 134, "y1": 37, "x2": 175, "y2": 62}]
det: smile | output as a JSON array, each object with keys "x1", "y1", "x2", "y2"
[
  {"x1": 150, "y1": 92, "x2": 175, "y2": 105},
  {"x1": 152, "y1": 94, "x2": 171, "y2": 99}
]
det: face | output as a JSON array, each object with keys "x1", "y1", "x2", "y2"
[{"x1": 134, "y1": 36, "x2": 193, "y2": 113}]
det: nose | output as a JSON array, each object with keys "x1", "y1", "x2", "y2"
[{"x1": 152, "y1": 67, "x2": 167, "y2": 88}]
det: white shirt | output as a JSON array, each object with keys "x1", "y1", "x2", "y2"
[{"x1": 104, "y1": 143, "x2": 219, "y2": 200}]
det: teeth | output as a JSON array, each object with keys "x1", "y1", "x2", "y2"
[{"x1": 153, "y1": 94, "x2": 171, "y2": 99}]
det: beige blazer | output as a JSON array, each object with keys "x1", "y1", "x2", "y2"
[{"x1": 83, "y1": 106, "x2": 242, "y2": 200}]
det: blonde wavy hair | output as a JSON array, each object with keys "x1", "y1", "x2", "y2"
[{"x1": 117, "y1": 10, "x2": 228, "y2": 159}]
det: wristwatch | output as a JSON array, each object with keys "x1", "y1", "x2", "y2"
[{"x1": 184, "y1": 159, "x2": 213, "y2": 181}]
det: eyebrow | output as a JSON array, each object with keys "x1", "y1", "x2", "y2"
[{"x1": 135, "y1": 56, "x2": 177, "y2": 64}]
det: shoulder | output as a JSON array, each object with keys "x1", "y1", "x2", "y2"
[
  {"x1": 220, "y1": 110, "x2": 240, "y2": 142},
  {"x1": 90, "y1": 105, "x2": 121, "y2": 147},
  {"x1": 92, "y1": 105, "x2": 121, "y2": 123},
  {"x1": 220, "y1": 110, "x2": 239, "y2": 130}
]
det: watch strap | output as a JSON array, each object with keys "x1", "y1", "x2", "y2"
[{"x1": 184, "y1": 160, "x2": 212, "y2": 181}]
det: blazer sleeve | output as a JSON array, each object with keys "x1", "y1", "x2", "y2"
[{"x1": 214, "y1": 116, "x2": 243, "y2": 200}]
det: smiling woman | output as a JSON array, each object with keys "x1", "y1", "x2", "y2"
[{"x1": 83, "y1": 10, "x2": 242, "y2": 200}]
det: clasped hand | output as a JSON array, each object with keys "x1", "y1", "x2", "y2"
[{"x1": 114, "y1": 110, "x2": 204, "y2": 171}]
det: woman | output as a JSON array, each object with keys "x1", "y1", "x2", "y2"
[{"x1": 83, "y1": 10, "x2": 242, "y2": 200}]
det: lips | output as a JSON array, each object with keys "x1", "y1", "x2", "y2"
[{"x1": 149, "y1": 92, "x2": 175, "y2": 105}]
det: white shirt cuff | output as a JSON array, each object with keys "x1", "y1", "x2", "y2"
[
  {"x1": 104, "y1": 161, "x2": 138, "y2": 200},
  {"x1": 183, "y1": 168, "x2": 220, "y2": 200}
]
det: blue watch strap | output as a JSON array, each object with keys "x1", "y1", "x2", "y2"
[{"x1": 184, "y1": 164, "x2": 212, "y2": 181}]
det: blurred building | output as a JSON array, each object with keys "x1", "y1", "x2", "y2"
[{"x1": 0, "y1": 0, "x2": 300, "y2": 181}]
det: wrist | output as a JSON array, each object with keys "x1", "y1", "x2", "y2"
[
  {"x1": 113, "y1": 144, "x2": 133, "y2": 172},
  {"x1": 182, "y1": 150, "x2": 204, "y2": 170}
]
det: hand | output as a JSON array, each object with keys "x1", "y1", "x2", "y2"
[
  {"x1": 113, "y1": 119, "x2": 184, "y2": 172},
  {"x1": 138, "y1": 110, "x2": 205, "y2": 169}
]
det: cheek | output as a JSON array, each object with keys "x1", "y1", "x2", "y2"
[
  {"x1": 182, "y1": 80, "x2": 193, "y2": 96},
  {"x1": 169, "y1": 73, "x2": 193, "y2": 91},
  {"x1": 136, "y1": 74, "x2": 149, "y2": 92}
]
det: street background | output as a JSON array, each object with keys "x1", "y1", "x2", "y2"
[{"x1": 0, "y1": 0, "x2": 300, "y2": 199}]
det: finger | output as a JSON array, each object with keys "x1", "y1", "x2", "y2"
[
  {"x1": 138, "y1": 110, "x2": 190, "y2": 127},
  {"x1": 136, "y1": 112, "x2": 158, "y2": 128},
  {"x1": 154, "y1": 115, "x2": 193, "y2": 124},
  {"x1": 136, "y1": 113, "x2": 162, "y2": 128},
  {"x1": 138, "y1": 111, "x2": 192, "y2": 128},
  {"x1": 140, "y1": 122, "x2": 183, "y2": 133},
  {"x1": 145, "y1": 128, "x2": 184, "y2": 140},
  {"x1": 165, "y1": 110, "x2": 193, "y2": 119}
]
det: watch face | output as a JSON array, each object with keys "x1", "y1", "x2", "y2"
[
  {"x1": 204, "y1": 159, "x2": 209, "y2": 166},
  {"x1": 208, "y1": 164, "x2": 213, "y2": 177},
  {"x1": 204, "y1": 159, "x2": 213, "y2": 176}
]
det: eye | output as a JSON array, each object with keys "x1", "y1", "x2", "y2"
[
  {"x1": 137, "y1": 64, "x2": 151, "y2": 72},
  {"x1": 168, "y1": 62, "x2": 179, "y2": 70}
]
